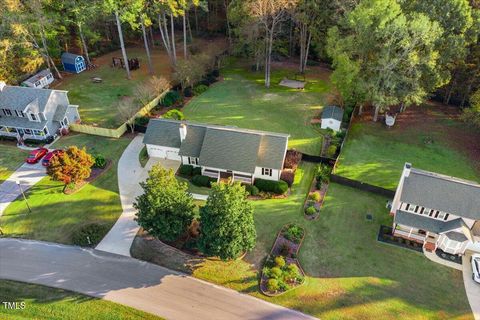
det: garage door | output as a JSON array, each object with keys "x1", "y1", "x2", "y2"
[{"x1": 146, "y1": 145, "x2": 181, "y2": 160}]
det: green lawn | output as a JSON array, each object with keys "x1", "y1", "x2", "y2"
[
  {"x1": 0, "y1": 134, "x2": 130, "y2": 244},
  {"x1": 335, "y1": 108, "x2": 480, "y2": 190},
  {"x1": 183, "y1": 64, "x2": 330, "y2": 155},
  {"x1": 0, "y1": 280, "x2": 161, "y2": 320},
  {"x1": 176, "y1": 176, "x2": 211, "y2": 196},
  {"x1": 193, "y1": 163, "x2": 472, "y2": 319},
  {"x1": 0, "y1": 143, "x2": 27, "y2": 183}
]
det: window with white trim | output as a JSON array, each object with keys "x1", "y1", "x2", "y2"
[
  {"x1": 29, "y1": 113, "x2": 39, "y2": 122},
  {"x1": 2, "y1": 109, "x2": 12, "y2": 116},
  {"x1": 24, "y1": 128, "x2": 32, "y2": 134},
  {"x1": 262, "y1": 168, "x2": 272, "y2": 176},
  {"x1": 188, "y1": 157, "x2": 199, "y2": 165}
]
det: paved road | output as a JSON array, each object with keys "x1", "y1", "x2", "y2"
[
  {"x1": 463, "y1": 251, "x2": 480, "y2": 320},
  {"x1": 0, "y1": 162, "x2": 46, "y2": 216},
  {"x1": 0, "y1": 238, "x2": 316, "y2": 320}
]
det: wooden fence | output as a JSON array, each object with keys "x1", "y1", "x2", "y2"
[{"x1": 70, "y1": 90, "x2": 168, "y2": 138}]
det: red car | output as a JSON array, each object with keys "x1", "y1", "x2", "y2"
[
  {"x1": 42, "y1": 149, "x2": 63, "y2": 167},
  {"x1": 25, "y1": 148, "x2": 48, "y2": 164}
]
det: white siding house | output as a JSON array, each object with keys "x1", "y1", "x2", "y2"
[
  {"x1": 390, "y1": 163, "x2": 480, "y2": 256},
  {"x1": 143, "y1": 119, "x2": 290, "y2": 184}
]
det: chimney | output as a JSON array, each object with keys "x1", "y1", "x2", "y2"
[
  {"x1": 0, "y1": 81, "x2": 6, "y2": 92},
  {"x1": 179, "y1": 123, "x2": 187, "y2": 142},
  {"x1": 404, "y1": 163, "x2": 412, "y2": 178}
]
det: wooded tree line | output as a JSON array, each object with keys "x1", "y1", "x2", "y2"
[{"x1": 1, "y1": 0, "x2": 479, "y2": 124}]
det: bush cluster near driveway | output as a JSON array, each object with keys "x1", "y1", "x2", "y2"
[
  {"x1": 0, "y1": 280, "x2": 162, "y2": 320},
  {"x1": 191, "y1": 162, "x2": 471, "y2": 319},
  {"x1": 0, "y1": 134, "x2": 130, "y2": 245},
  {"x1": 0, "y1": 143, "x2": 27, "y2": 183},
  {"x1": 335, "y1": 106, "x2": 480, "y2": 189},
  {"x1": 183, "y1": 61, "x2": 329, "y2": 155}
]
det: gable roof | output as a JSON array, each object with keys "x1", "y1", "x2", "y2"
[
  {"x1": 61, "y1": 52, "x2": 84, "y2": 64},
  {"x1": 395, "y1": 210, "x2": 464, "y2": 234},
  {"x1": 22, "y1": 69, "x2": 52, "y2": 85},
  {"x1": 400, "y1": 167, "x2": 480, "y2": 220},
  {"x1": 144, "y1": 119, "x2": 289, "y2": 173},
  {"x1": 322, "y1": 106, "x2": 343, "y2": 121},
  {"x1": 0, "y1": 86, "x2": 57, "y2": 113}
]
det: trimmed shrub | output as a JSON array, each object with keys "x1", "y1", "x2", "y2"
[
  {"x1": 270, "y1": 267, "x2": 283, "y2": 279},
  {"x1": 93, "y1": 154, "x2": 107, "y2": 169},
  {"x1": 280, "y1": 170, "x2": 295, "y2": 187},
  {"x1": 305, "y1": 206, "x2": 317, "y2": 216},
  {"x1": 244, "y1": 184, "x2": 259, "y2": 196},
  {"x1": 163, "y1": 109, "x2": 185, "y2": 120},
  {"x1": 278, "y1": 279, "x2": 290, "y2": 291},
  {"x1": 184, "y1": 87, "x2": 193, "y2": 97},
  {"x1": 212, "y1": 69, "x2": 220, "y2": 77},
  {"x1": 309, "y1": 192, "x2": 321, "y2": 202},
  {"x1": 266, "y1": 279, "x2": 279, "y2": 292},
  {"x1": 71, "y1": 223, "x2": 109, "y2": 247},
  {"x1": 274, "y1": 256, "x2": 286, "y2": 268},
  {"x1": 283, "y1": 224, "x2": 304, "y2": 243},
  {"x1": 161, "y1": 90, "x2": 181, "y2": 107},
  {"x1": 254, "y1": 178, "x2": 289, "y2": 195},
  {"x1": 204, "y1": 73, "x2": 217, "y2": 84},
  {"x1": 193, "y1": 84, "x2": 209, "y2": 96},
  {"x1": 262, "y1": 267, "x2": 272, "y2": 278},
  {"x1": 191, "y1": 175, "x2": 214, "y2": 187},
  {"x1": 192, "y1": 166, "x2": 202, "y2": 176},
  {"x1": 284, "y1": 150, "x2": 302, "y2": 170},
  {"x1": 135, "y1": 115, "x2": 150, "y2": 126},
  {"x1": 179, "y1": 164, "x2": 193, "y2": 176},
  {"x1": 326, "y1": 145, "x2": 338, "y2": 158}
]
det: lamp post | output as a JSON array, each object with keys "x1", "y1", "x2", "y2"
[{"x1": 16, "y1": 181, "x2": 31, "y2": 214}]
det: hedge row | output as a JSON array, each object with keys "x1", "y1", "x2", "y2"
[
  {"x1": 191, "y1": 175, "x2": 216, "y2": 187},
  {"x1": 254, "y1": 178, "x2": 289, "y2": 195},
  {"x1": 179, "y1": 164, "x2": 201, "y2": 177}
]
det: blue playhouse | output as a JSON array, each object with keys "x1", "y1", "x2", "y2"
[{"x1": 61, "y1": 52, "x2": 86, "y2": 74}]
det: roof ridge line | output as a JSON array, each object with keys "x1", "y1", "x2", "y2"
[{"x1": 411, "y1": 168, "x2": 480, "y2": 189}]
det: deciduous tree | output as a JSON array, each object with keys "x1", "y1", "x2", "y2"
[{"x1": 47, "y1": 146, "x2": 94, "y2": 191}]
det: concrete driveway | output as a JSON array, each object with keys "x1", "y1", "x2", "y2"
[
  {"x1": 0, "y1": 238, "x2": 316, "y2": 320},
  {"x1": 463, "y1": 251, "x2": 480, "y2": 320},
  {"x1": 0, "y1": 162, "x2": 46, "y2": 216},
  {"x1": 96, "y1": 135, "x2": 181, "y2": 256}
]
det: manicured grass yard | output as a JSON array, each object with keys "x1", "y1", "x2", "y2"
[
  {"x1": 0, "y1": 280, "x2": 161, "y2": 320},
  {"x1": 0, "y1": 143, "x2": 27, "y2": 183},
  {"x1": 0, "y1": 133, "x2": 130, "y2": 244},
  {"x1": 335, "y1": 105, "x2": 480, "y2": 190},
  {"x1": 183, "y1": 63, "x2": 330, "y2": 155},
  {"x1": 192, "y1": 163, "x2": 472, "y2": 319},
  {"x1": 55, "y1": 39, "x2": 227, "y2": 128}
]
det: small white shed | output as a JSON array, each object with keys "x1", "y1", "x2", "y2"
[
  {"x1": 21, "y1": 69, "x2": 54, "y2": 89},
  {"x1": 321, "y1": 106, "x2": 344, "y2": 132}
]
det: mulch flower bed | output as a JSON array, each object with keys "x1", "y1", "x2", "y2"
[
  {"x1": 64, "y1": 160, "x2": 112, "y2": 195},
  {"x1": 304, "y1": 177, "x2": 329, "y2": 220},
  {"x1": 260, "y1": 224, "x2": 306, "y2": 296}
]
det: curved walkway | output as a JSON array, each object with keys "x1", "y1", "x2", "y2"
[{"x1": 0, "y1": 238, "x2": 316, "y2": 320}]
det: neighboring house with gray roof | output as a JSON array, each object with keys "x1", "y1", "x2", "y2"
[
  {"x1": 390, "y1": 163, "x2": 480, "y2": 256},
  {"x1": 0, "y1": 81, "x2": 80, "y2": 141},
  {"x1": 143, "y1": 119, "x2": 289, "y2": 184},
  {"x1": 321, "y1": 106, "x2": 343, "y2": 132}
]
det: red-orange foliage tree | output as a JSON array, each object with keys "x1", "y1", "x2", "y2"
[{"x1": 47, "y1": 146, "x2": 94, "y2": 191}]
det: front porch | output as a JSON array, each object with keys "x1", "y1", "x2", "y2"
[{"x1": 202, "y1": 168, "x2": 253, "y2": 185}]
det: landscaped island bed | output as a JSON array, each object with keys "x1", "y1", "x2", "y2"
[
  {"x1": 0, "y1": 280, "x2": 162, "y2": 319},
  {"x1": 335, "y1": 105, "x2": 480, "y2": 190},
  {"x1": 0, "y1": 133, "x2": 130, "y2": 244}
]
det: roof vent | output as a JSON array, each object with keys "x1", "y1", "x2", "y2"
[
  {"x1": 0, "y1": 81, "x2": 6, "y2": 92},
  {"x1": 404, "y1": 163, "x2": 412, "y2": 177}
]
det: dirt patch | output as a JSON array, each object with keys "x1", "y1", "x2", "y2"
[{"x1": 131, "y1": 230, "x2": 204, "y2": 274}]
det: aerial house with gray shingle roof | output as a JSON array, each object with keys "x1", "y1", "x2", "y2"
[
  {"x1": 143, "y1": 119, "x2": 290, "y2": 184},
  {"x1": 0, "y1": 81, "x2": 80, "y2": 141},
  {"x1": 390, "y1": 163, "x2": 480, "y2": 256}
]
